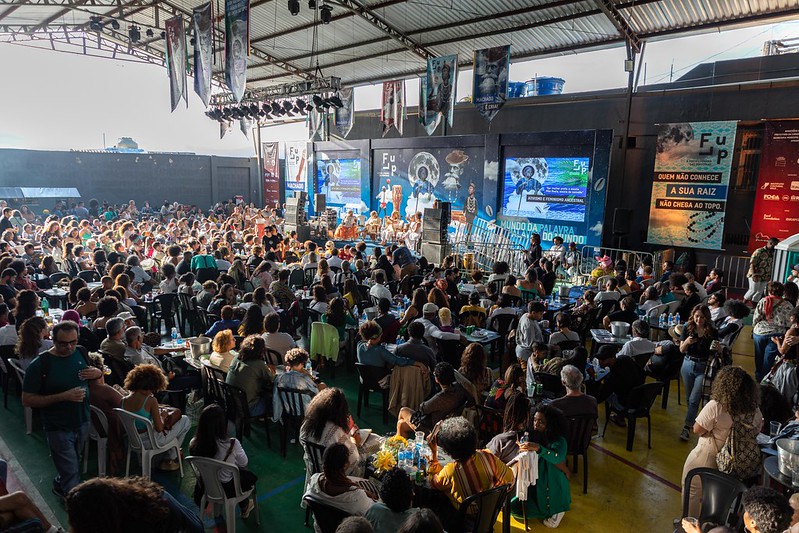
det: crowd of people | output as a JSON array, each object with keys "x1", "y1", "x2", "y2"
[{"x1": 0, "y1": 198, "x2": 798, "y2": 532}]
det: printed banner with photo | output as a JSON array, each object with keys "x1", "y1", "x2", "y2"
[
  {"x1": 192, "y1": 2, "x2": 213, "y2": 107},
  {"x1": 426, "y1": 55, "x2": 457, "y2": 127},
  {"x1": 334, "y1": 88, "x2": 354, "y2": 137},
  {"x1": 381, "y1": 80, "x2": 405, "y2": 136},
  {"x1": 316, "y1": 156, "x2": 367, "y2": 221},
  {"x1": 473, "y1": 45, "x2": 509, "y2": 123},
  {"x1": 646, "y1": 121, "x2": 737, "y2": 250},
  {"x1": 748, "y1": 121, "x2": 799, "y2": 250},
  {"x1": 418, "y1": 76, "x2": 441, "y2": 136},
  {"x1": 372, "y1": 146, "x2": 495, "y2": 228},
  {"x1": 285, "y1": 141, "x2": 308, "y2": 195},
  {"x1": 224, "y1": 0, "x2": 249, "y2": 103},
  {"x1": 309, "y1": 107, "x2": 325, "y2": 140},
  {"x1": 262, "y1": 141, "x2": 280, "y2": 208},
  {"x1": 165, "y1": 16, "x2": 188, "y2": 111}
]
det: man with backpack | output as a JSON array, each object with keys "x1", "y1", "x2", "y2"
[{"x1": 21, "y1": 321, "x2": 100, "y2": 500}]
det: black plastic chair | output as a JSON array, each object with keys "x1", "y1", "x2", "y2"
[
  {"x1": 303, "y1": 268, "x2": 315, "y2": 287},
  {"x1": 233, "y1": 335, "x2": 245, "y2": 350},
  {"x1": 78, "y1": 270, "x2": 100, "y2": 282},
  {"x1": 488, "y1": 314, "x2": 518, "y2": 361},
  {"x1": 632, "y1": 352, "x2": 654, "y2": 371},
  {"x1": 0, "y1": 345, "x2": 17, "y2": 408},
  {"x1": 681, "y1": 467, "x2": 746, "y2": 530},
  {"x1": 533, "y1": 372, "x2": 566, "y2": 399},
  {"x1": 303, "y1": 495, "x2": 352, "y2": 533},
  {"x1": 48, "y1": 271, "x2": 70, "y2": 286},
  {"x1": 276, "y1": 386, "x2": 314, "y2": 457},
  {"x1": 177, "y1": 293, "x2": 199, "y2": 336},
  {"x1": 265, "y1": 348, "x2": 283, "y2": 367},
  {"x1": 201, "y1": 366, "x2": 224, "y2": 406},
  {"x1": 476, "y1": 404, "x2": 504, "y2": 446},
  {"x1": 564, "y1": 413, "x2": 597, "y2": 494},
  {"x1": 300, "y1": 439, "x2": 327, "y2": 526},
  {"x1": 102, "y1": 353, "x2": 135, "y2": 388},
  {"x1": 506, "y1": 295, "x2": 522, "y2": 307},
  {"x1": 456, "y1": 483, "x2": 511, "y2": 533},
  {"x1": 354, "y1": 363, "x2": 390, "y2": 424},
  {"x1": 217, "y1": 379, "x2": 271, "y2": 447},
  {"x1": 151, "y1": 293, "x2": 178, "y2": 333},
  {"x1": 556, "y1": 339, "x2": 581, "y2": 352},
  {"x1": 459, "y1": 310, "x2": 487, "y2": 329},
  {"x1": 651, "y1": 359, "x2": 682, "y2": 409},
  {"x1": 595, "y1": 300, "x2": 618, "y2": 326},
  {"x1": 288, "y1": 268, "x2": 305, "y2": 289},
  {"x1": 602, "y1": 381, "x2": 664, "y2": 451},
  {"x1": 436, "y1": 338, "x2": 464, "y2": 368}
]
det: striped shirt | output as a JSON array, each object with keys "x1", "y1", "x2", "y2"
[{"x1": 431, "y1": 450, "x2": 514, "y2": 511}]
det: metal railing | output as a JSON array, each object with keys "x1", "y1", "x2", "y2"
[
  {"x1": 713, "y1": 255, "x2": 750, "y2": 292},
  {"x1": 578, "y1": 246, "x2": 658, "y2": 278},
  {"x1": 450, "y1": 220, "x2": 528, "y2": 274}
]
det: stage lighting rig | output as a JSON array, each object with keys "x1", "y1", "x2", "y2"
[
  {"x1": 308, "y1": 0, "x2": 316, "y2": 7},
  {"x1": 146, "y1": 28, "x2": 154, "y2": 38},
  {"x1": 320, "y1": 4, "x2": 332, "y2": 24},
  {"x1": 288, "y1": 0, "x2": 300, "y2": 15},
  {"x1": 89, "y1": 16, "x2": 102, "y2": 32},
  {"x1": 327, "y1": 94, "x2": 344, "y2": 108},
  {"x1": 110, "y1": 20, "x2": 120, "y2": 30},
  {"x1": 129, "y1": 25, "x2": 141, "y2": 43}
]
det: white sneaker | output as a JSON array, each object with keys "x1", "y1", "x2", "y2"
[{"x1": 543, "y1": 512, "x2": 564, "y2": 528}]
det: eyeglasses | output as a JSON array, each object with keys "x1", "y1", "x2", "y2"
[{"x1": 55, "y1": 339, "x2": 78, "y2": 347}]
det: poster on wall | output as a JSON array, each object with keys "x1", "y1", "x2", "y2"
[
  {"x1": 192, "y1": 2, "x2": 213, "y2": 107},
  {"x1": 285, "y1": 141, "x2": 308, "y2": 196},
  {"x1": 165, "y1": 16, "x2": 188, "y2": 112},
  {"x1": 646, "y1": 121, "x2": 737, "y2": 250},
  {"x1": 749, "y1": 121, "x2": 799, "y2": 250},
  {"x1": 262, "y1": 142, "x2": 280, "y2": 208},
  {"x1": 381, "y1": 80, "x2": 405, "y2": 136},
  {"x1": 224, "y1": 0, "x2": 249, "y2": 103},
  {"x1": 315, "y1": 156, "x2": 364, "y2": 220},
  {"x1": 426, "y1": 55, "x2": 457, "y2": 127},
  {"x1": 372, "y1": 146, "x2": 495, "y2": 226},
  {"x1": 473, "y1": 45, "x2": 509, "y2": 123}
]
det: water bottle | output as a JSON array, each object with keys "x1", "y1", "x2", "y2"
[
  {"x1": 305, "y1": 358, "x2": 313, "y2": 373},
  {"x1": 171, "y1": 327, "x2": 178, "y2": 343},
  {"x1": 361, "y1": 311, "x2": 367, "y2": 323},
  {"x1": 176, "y1": 331, "x2": 184, "y2": 346},
  {"x1": 659, "y1": 313, "x2": 666, "y2": 327},
  {"x1": 667, "y1": 314, "x2": 674, "y2": 327},
  {"x1": 675, "y1": 315, "x2": 681, "y2": 326},
  {"x1": 519, "y1": 431, "x2": 530, "y2": 445},
  {"x1": 41, "y1": 297, "x2": 49, "y2": 317}
]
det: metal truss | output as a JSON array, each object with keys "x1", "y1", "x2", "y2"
[{"x1": 594, "y1": 0, "x2": 641, "y2": 53}]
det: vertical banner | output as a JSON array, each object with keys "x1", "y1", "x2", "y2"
[
  {"x1": 426, "y1": 54, "x2": 457, "y2": 127},
  {"x1": 220, "y1": 120, "x2": 229, "y2": 139},
  {"x1": 192, "y1": 2, "x2": 213, "y2": 107},
  {"x1": 646, "y1": 121, "x2": 737, "y2": 249},
  {"x1": 164, "y1": 16, "x2": 188, "y2": 111},
  {"x1": 224, "y1": 0, "x2": 249, "y2": 103},
  {"x1": 309, "y1": 108, "x2": 325, "y2": 140},
  {"x1": 381, "y1": 80, "x2": 404, "y2": 137},
  {"x1": 239, "y1": 117, "x2": 251, "y2": 138},
  {"x1": 285, "y1": 141, "x2": 308, "y2": 195},
  {"x1": 418, "y1": 76, "x2": 441, "y2": 136},
  {"x1": 473, "y1": 45, "x2": 509, "y2": 123},
  {"x1": 749, "y1": 121, "x2": 799, "y2": 249},
  {"x1": 334, "y1": 88, "x2": 354, "y2": 137},
  {"x1": 262, "y1": 141, "x2": 280, "y2": 208}
]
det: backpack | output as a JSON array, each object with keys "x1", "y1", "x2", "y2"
[
  {"x1": 39, "y1": 345, "x2": 90, "y2": 394},
  {"x1": 716, "y1": 411, "x2": 761, "y2": 480}
]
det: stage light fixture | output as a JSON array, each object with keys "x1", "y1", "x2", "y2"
[
  {"x1": 312, "y1": 94, "x2": 324, "y2": 109},
  {"x1": 146, "y1": 28, "x2": 154, "y2": 38},
  {"x1": 161, "y1": 31, "x2": 166, "y2": 39},
  {"x1": 320, "y1": 4, "x2": 332, "y2": 24},
  {"x1": 281, "y1": 101, "x2": 295, "y2": 117},
  {"x1": 129, "y1": 25, "x2": 141, "y2": 43},
  {"x1": 308, "y1": 0, "x2": 316, "y2": 7},
  {"x1": 327, "y1": 95, "x2": 344, "y2": 108},
  {"x1": 288, "y1": 0, "x2": 300, "y2": 15},
  {"x1": 190, "y1": 37, "x2": 196, "y2": 46},
  {"x1": 271, "y1": 102, "x2": 283, "y2": 115},
  {"x1": 295, "y1": 99, "x2": 308, "y2": 115},
  {"x1": 89, "y1": 16, "x2": 102, "y2": 32},
  {"x1": 249, "y1": 103, "x2": 260, "y2": 116},
  {"x1": 110, "y1": 20, "x2": 120, "y2": 30}
]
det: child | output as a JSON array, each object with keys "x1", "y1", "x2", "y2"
[
  {"x1": 438, "y1": 307, "x2": 455, "y2": 333},
  {"x1": 189, "y1": 404, "x2": 258, "y2": 519}
]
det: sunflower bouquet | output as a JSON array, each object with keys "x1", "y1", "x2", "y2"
[
  {"x1": 372, "y1": 450, "x2": 397, "y2": 473},
  {"x1": 382, "y1": 434, "x2": 408, "y2": 458}
]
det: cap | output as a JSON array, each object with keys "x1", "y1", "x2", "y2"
[
  {"x1": 117, "y1": 311, "x2": 135, "y2": 321},
  {"x1": 422, "y1": 302, "x2": 439, "y2": 314}
]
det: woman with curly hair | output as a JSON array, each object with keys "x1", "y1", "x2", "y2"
[
  {"x1": 679, "y1": 304, "x2": 719, "y2": 441},
  {"x1": 66, "y1": 476, "x2": 202, "y2": 533},
  {"x1": 427, "y1": 287, "x2": 449, "y2": 310},
  {"x1": 121, "y1": 364, "x2": 190, "y2": 472},
  {"x1": 681, "y1": 366, "x2": 761, "y2": 517},
  {"x1": 15, "y1": 316, "x2": 52, "y2": 370},
  {"x1": 13, "y1": 290, "x2": 39, "y2": 332},
  {"x1": 458, "y1": 343, "x2": 493, "y2": 396}
]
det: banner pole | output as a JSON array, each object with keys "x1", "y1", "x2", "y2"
[{"x1": 256, "y1": 125, "x2": 263, "y2": 207}]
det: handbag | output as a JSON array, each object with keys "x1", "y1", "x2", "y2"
[
  {"x1": 159, "y1": 405, "x2": 183, "y2": 431},
  {"x1": 716, "y1": 411, "x2": 761, "y2": 480}
]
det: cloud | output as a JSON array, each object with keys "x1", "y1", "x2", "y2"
[
  {"x1": 484, "y1": 160, "x2": 499, "y2": 181},
  {"x1": 590, "y1": 222, "x2": 603, "y2": 236}
]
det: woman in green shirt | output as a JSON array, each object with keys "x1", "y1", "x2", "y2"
[{"x1": 321, "y1": 297, "x2": 357, "y2": 344}]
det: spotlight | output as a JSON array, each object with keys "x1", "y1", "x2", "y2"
[
  {"x1": 288, "y1": 0, "x2": 300, "y2": 15},
  {"x1": 308, "y1": 0, "x2": 316, "y2": 7},
  {"x1": 281, "y1": 101, "x2": 295, "y2": 116},
  {"x1": 327, "y1": 95, "x2": 344, "y2": 108},
  {"x1": 146, "y1": 28, "x2": 154, "y2": 38},
  {"x1": 249, "y1": 103, "x2": 260, "y2": 116},
  {"x1": 110, "y1": 19, "x2": 120, "y2": 30},
  {"x1": 160, "y1": 31, "x2": 166, "y2": 39},
  {"x1": 320, "y1": 4, "x2": 332, "y2": 24},
  {"x1": 190, "y1": 37, "x2": 196, "y2": 46},
  {"x1": 295, "y1": 99, "x2": 308, "y2": 115},
  {"x1": 129, "y1": 25, "x2": 141, "y2": 43},
  {"x1": 89, "y1": 16, "x2": 102, "y2": 32},
  {"x1": 271, "y1": 102, "x2": 283, "y2": 115},
  {"x1": 312, "y1": 94, "x2": 324, "y2": 109}
]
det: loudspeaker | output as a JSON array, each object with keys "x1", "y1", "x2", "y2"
[
  {"x1": 315, "y1": 194, "x2": 326, "y2": 213},
  {"x1": 439, "y1": 202, "x2": 451, "y2": 225},
  {"x1": 420, "y1": 242, "x2": 450, "y2": 266},
  {"x1": 613, "y1": 208, "x2": 632, "y2": 235},
  {"x1": 423, "y1": 208, "x2": 448, "y2": 244},
  {"x1": 285, "y1": 224, "x2": 311, "y2": 241}
]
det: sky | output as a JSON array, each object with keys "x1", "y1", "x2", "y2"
[{"x1": 0, "y1": 18, "x2": 797, "y2": 157}]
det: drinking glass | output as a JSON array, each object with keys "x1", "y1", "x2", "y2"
[
  {"x1": 770, "y1": 421, "x2": 782, "y2": 437},
  {"x1": 792, "y1": 467, "x2": 799, "y2": 489}
]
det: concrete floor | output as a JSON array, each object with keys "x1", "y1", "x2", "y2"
[{"x1": 0, "y1": 328, "x2": 758, "y2": 532}]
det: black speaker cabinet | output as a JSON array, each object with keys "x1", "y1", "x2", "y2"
[
  {"x1": 613, "y1": 208, "x2": 632, "y2": 235},
  {"x1": 420, "y1": 242, "x2": 450, "y2": 266},
  {"x1": 315, "y1": 194, "x2": 326, "y2": 213}
]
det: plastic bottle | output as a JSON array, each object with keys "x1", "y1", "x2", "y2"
[
  {"x1": 305, "y1": 358, "x2": 313, "y2": 373},
  {"x1": 171, "y1": 327, "x2": 178, "y2": 343},
  {"x1": 41, "y1": 297, "x2": 49, "y2": 317},
  {"x1": 519, "y1": 431, "x2": 530, "y2": 445},
  {"x1": 667, "y1": 314, "x2": 674, "y2": 327},
  {"x1": 176, "y1": 331, "x2": 184, "y2": 346},
  {"x1": 659, "y1": 313, "x2": 666, "y2": 327},
  {"x1": 526, "y1": 373, "x2": 535, "y2": 397}
]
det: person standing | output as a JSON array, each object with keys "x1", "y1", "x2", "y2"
[
  {"x1": 22, "y1": 321, "x2": 100, "y2": 499},
  {"x1": 746, "y1": 237, "x2": 778, "y2": 305},
  {"x1": 524, "y1": 234, "x2": 542, "y2": 270}
]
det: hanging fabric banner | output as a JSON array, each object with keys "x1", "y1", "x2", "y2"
[
  {"x1": 473, "y1": 45, "x2": 509, "y2": 123},
  {"x1": 334, "y1": 88, "x2": 354, "y2": 137},
  {"x1": 381, "y1": 80, "x2": 404, "y2": 137},
  {"x1": 220, "y1": 120, "x2": 229, "y2": 139},
  {"x1": 646, "y1": 121, "x2": 737, "y2": 249},
  {"x1": 224, "y1": 0, "x2": 249, "y2": 103},
  {"x1": 285, "y1": 141, "x2": 307, "y2": 193},
  {"x1": 262, "y1": 141, "x2": 280, "y2": 208},
  {"x1": 164, "y1": 16, "x2": 188, "y2": 111},
  {"x1": 426, "y1": 54, "x2": 457, "y2": 127},
  {"x1": 418, "y1": 76, "x2": 441, "y2": 136},
  {"x1": 240, "y1": 117, "x2": 251, "y2": 138},
  {"x1": 309, "y1": 108, "x2": 325, "y2": 139},
  {"x1": 192, "y1": 2, "x2": 213, "y2": 107}
]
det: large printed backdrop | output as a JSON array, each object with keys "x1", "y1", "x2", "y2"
[{"x1": 372, "y1": 146, "x2": 496, "y2": 225}]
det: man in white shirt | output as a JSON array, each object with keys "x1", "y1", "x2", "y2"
[
  {"x1": 683, "y1": 273, "x2": 707, "y2": 301},
  {"x1": 123, "y1": 326, "x2": 187, "y2": 367},
  {"x1": 617, "y1": 320, "x2": 656, "y2": 358},
  {"x1": 0, "y1": 303, "x2": 18, "y2": 346},
  {"x1": 369, "y1": 271, "x2": 392, "y2": 303},
  {"x1": 413, "y1": 303, "x2": 463, "y2": 355},
  {"x1": 515, "y1": 301, "x2": 545, "y2": 362},
  {"x1": 594, "y1": 278, "x2": 621, "y2": 303},
  {"x1": 262, "y1": 312, "x2": 296, "y2": 360},
  {"x1": 326, "y1": 248, "x2": 344, "y2": 269}
]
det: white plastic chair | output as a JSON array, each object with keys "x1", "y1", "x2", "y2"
[
  {"x1": 8, "y1": 358, "x2": 32, "y2": 435},
  {"x1": 595, "y1": 275, "x2": 614, "y2": 289},
  {"x1": 646, "y1": 302, "x2": 670, "y2": 319},
  {"x1": 83, "y1": 405, "x2": 109, "y2": 476},
  {"x1": 186, "y1": 456, "x2": 260, "y2": 532},
  {"x1": 112, "y1": 407, "x2": 184, "y2": 479},
  {"x1": 666, "y1": 300, "x2": 681, "y2": 314}
]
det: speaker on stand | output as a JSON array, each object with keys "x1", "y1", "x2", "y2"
[{"x1": 612, "y1": 208, "x2": 632, "y2": 249}]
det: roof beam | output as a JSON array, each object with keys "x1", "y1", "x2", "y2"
[{"x1": 594, "y1": 0, "x2": 640, "y2": 53}]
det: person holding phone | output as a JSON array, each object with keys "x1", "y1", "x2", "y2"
[{"x1": 679, "y1": 304, "x2": 719, "y2": 442}]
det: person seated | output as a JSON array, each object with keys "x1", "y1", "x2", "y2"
[
  {"x1": 99, "y1": 316, "x2": 127, "y2": 362},
  {"x1": 458, "y1": 343, "x2": 493, "y2": 396},
  {"x1": 510, "y1": 404, "x2": 572, "y2": 529},
  {"x1": 515, "y1": 302, "x2": 546, "y2": 365},
  {"x1": 395, "y1": 321, "x2": 436, "y2": 369},
  {"x1": 273, "y1": 348, "x2": 325, "y2": 421},
  {"x1": 616, "y1": 320, "x2": 657, "y2": 358},
  {"x1": 708, "y1": 291, "x2": 728, "y2": 323},
  {"x1": 549, "y1": 364, "x2": 598, "y2": 419},
  {"x1": 659, "y1": 260, "x2": 675, "y2": 284},
  {"x1": 262, "y1": 312, "x2": 296, "y2": 358},
  {"x1": 397, "y1": 362, "x2": 470, "y2": 438},
  {"x1": 227, "y1": 335, "x2": 275, "y2": 417},
  {"x1": 123, "y1": 325, "x2": 185, "y2": 367},
  {"x1": 369, "y1": 271, "x2": 392, "y2": 303},
  {"x1": 303, "y1": 443, "x2": 376, "y2": 529},
  {"x1": 716, "y1": 299, "x2": 751, "y2": 346},
  {"x1": 239, "y1": 287, "x2": 276, "y2": 317},
  {"x1": 638, "y1": 286, "x2": 662, "y2": 315},
  {"x1": 625, "y1": 269, "x2": 641, "y2": 293},
  {"x1": 0, "y1": 488, "x2": 62, "y2": 533},
  {"x1": 425, "y1": 416, "x2": 514, "y2": 531},
  {"x1": 357, "y1": 320, "x2": 421, "y2": 370},
  {"x1": 208, "y1": 330, "x2": 237, "y2": 372},
  {"x1": 585, "y1": 345, "x2": 645, "y2": 426},
  {"x1": 459, "y1": 292, "x2": 487, "y2": 327},
  {"x1": 602, "y1": 295, "x2": 638, "y2": 329},
  {"x1": 365, "y1": 468, "x2": 421, "y2": 533},
  {"x1": 517, "y1": 269, "x2": 545, "y2": 299},
  {"x1": 740, "y1": 487, "x2": 793, "y2": 533},
  {"x1": 548, "y1": 313, "x2": 580, "y2": 346},
  {"x1": 238, "y1": 305, "x2": 265, "y2": 337},
  {"x1": 73, "y1": 287, "x2": 98, "y2": 319},
  {"x1": 487, "y1": 294, "x2": 518, "y2": 329},
  {"x1": 485, "y1": 364, "x2": 525, "y2": 411},
  {"x1": 502, "y1": 275, "x2": 522, "y2": 298},
  {"x1": 374, "y1": 298, "x2": 400, "y2": 343},
  {"x1": 0, "y1": 303, "x2": 18, "y2": 347},
  {"x1": 594, "y1": 277, "x2": 621, "y2": 303},
  {"x1": 437, "y1": 307, "x2": 455, "y2": 334},
  {"x1": 616, "y1": 275, "x2": 631, "y2": 295},
  {"x1": 684, "y1": 273, "x2": 707, "y2": 301},
  {"x1": 589, "y1": 255, "x2": 614, "y2": 286},
  {"x1": 570, "y1": 290, "x2": 597, "y2": 325},
  {"x1": 205, "y1": 305, "x2": 241, "y2": 338}
]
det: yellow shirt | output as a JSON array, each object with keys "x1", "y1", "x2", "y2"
[{"x1": 431, "y1": 450, "x2": 514, "y2": 511}]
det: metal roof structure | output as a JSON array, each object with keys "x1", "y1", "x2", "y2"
[{"x1": 1, "y1": 0, "x2": 798, "y2": 95}]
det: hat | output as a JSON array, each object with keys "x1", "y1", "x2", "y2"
[
  {"x1": 595, "y1": 255, "x2": 613, "y2": 267},
  {"x1": 117, "y1": 311, "x2": 135, "y2": 321},
  {"x1": 792, "y1": 264, "x2": 799, "y2": 272},
  {"x1": 423, "y1": 302, "x2": 439, "y2": 314}
]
